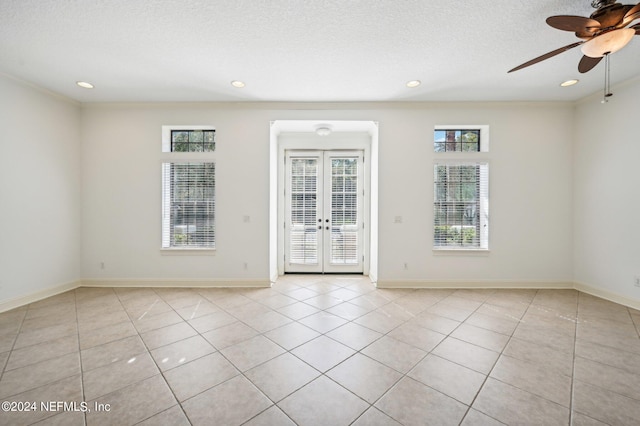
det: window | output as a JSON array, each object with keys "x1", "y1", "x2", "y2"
[
  {"x1": 434, "y1": 163, "x2": 489, "y2": 250},
  {"x1": 171, "y1": 129, "x2": 215, "y2": 152},
  {"x1": 162, "y1": 163, "x2": 215, "y2": 249},
  {"x1": 434, "y1": 129, "x2": 480, "y2": 152}
]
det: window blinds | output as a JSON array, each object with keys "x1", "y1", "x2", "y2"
[
  {"x1": 433, "y1": 163, "x2": 489, "y2": 249},
  {"x1": 162, "y1": 162, "x2": 215, "y2": 248}
]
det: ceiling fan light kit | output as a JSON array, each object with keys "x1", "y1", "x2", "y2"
[{"x1": 509, "y1": 1, "x2": 640, "y2": 100}]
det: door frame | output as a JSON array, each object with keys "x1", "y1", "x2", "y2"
[
  {"x1": 284, "y1": 150, "x2": 365, "y2": 274},
  {"x1": 272, "y1": 121, "x2": 376, "y2": 279}
]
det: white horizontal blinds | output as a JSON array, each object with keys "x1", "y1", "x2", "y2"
[
  {"x1": 330, "y1": 157, "x2": 359, "y2": 264},
  {"x1": 171, "y1": 130, "x2": 215, "y2": 152},
  {"x1": 434, "y1": 163, "x2": 489, "y2": 249},
  {"x1": 289, "y1": 158, "x2": 319, "y2": 264},
  {"x1": 162, "y1": 162, "x2": 215, "y2": 248}
]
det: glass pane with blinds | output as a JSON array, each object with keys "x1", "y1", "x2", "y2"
[
  {"x1": 162, "y1": 162, "x2": 215, "y2": 248},
  {"x1": 330, "y1": 158, "x2": 359, "y2": 264},
  {"x1": 434, "y1": 163, "x2": 489, "y2": 249},
  {"x1": 434, "y1": 129, "x2": 480, "y2": 152},
  {"x1": 289, "y1": 158, "x2": 319, "y2": 264}
]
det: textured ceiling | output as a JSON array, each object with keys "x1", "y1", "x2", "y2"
[{"x1": 1, "y1": 0, "x2": 639, "y2": 103}]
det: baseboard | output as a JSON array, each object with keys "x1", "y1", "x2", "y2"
[
  {"x1": 0, "y1": 280, "x2": 81, "y2": 313},
  {"x1": 81, "y1": 278, "x2": 271, "y2": 288},
  {"x1": 574, "y1": 281, "x2": 640, "y2": 311},
  {"x1": 376, "y1": 280, "x2": 574, "y2": 289}
]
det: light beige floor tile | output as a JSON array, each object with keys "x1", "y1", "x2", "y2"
[
  {"x1": 511, "y1": 322, "x2": 575, "y2": 354},
  {"x1": 240, "y1": 287, "x2": 282, "y2": 301},
  {"x1": 460, "y1": 409, "x2": 505, "y2": 426},
  {"x1": 574, "y1": 356, "x2": 640, "y2": 401},
  {"x1": 350, "y1": 294, "x2": 390, "y2": 310},
  {"x1": 388, "y1": 322, "x2": 446, "y2": 352},
  {"x1": 0, "y1": 352, "x2": 80, "y2": 399},
  {"x1": 325, "y1": 301, "x2": 373, "y2": 320},
  {"x1": 132, "y1": 310, "x2": 184, "y2": 334},
  {"x1": 290, "y1": 335, "x2": 355, "y2": 372},
  {"x1": 5, "y1": 334, "x2": 78, "y2": 371},
  {"x1": 326, "y1": 287, "x2": 361, "y2": 302},
  {"x1": 361, "y1": 335, "x2": 427, "y2": 374},
  {"x1": 207, "y1": 293, "x2": 253, "y2": 310},
  {"x1": 490, "y1": 354, "x2": 572, "y2": 407},
  {"x1": 164, "y1": 352, "x2": 239, "y2": 401},
  {"x1": 410, "y1": 311, "x2": 461, "y2": 335},
  {"x1": 77, "y1": 309, "x2": 130, "y2": 333},
  {"x1": 260, "y1": 294, "x2": 298, "y2": 309},
  {"x1": 520, "y1": 308, "x2": 577, "y2": 336},
  {"x1": 136, "y1": 405, "x2": 191, "y2": 426},
  {"x1": 124, "y1": 298, "x2": 173, "y2": 320},
  {"x1": 298, "y1": 311, "x2": 348, "y2": 333},
  {"x1": 187, "y1": 310, "x2": 236, "y2": 333},
  {"x1": 575, "y1": 339, "x2": 640, "y2": 375},
  {"x1": 354, "y1": 310, "x2": 404, "y2": 334},
  {"x1": 570, "y1": 411, "x2": 609, "y2": 426},
  {"x1": 245, "y1": 352, "x2": 319, "y2": 402},
  {"x1": 2, "y1": 375, "x2": 82, "y2": 425},
  {"x1": 264, "y1": 321, "x2": 320, "y2": 350},
  {"x1": 201, "y1": 320, "x2": 259, "y2": 349},
  {"x1": 174, "y1": 300, "x2": 220, "y2": 320},
  {"x1": 440, "y1": 295, "x2": 483, "y2": 311},
  {"x1": 282, "y1": 287, "x2": 319, "y2": 301},
  {"x1": 23, "y1": 301, "x2": 76, "y2": 321},
  {"x1": 352, "y1": 407, "x2": 402, "y2": 426},
  {"x1": 432, "y1": 337, "x2": 499, "y2": 374},
  {"x1": 503, "y1": 337, "x2": 573, "y2": 376},
  {"x1": 150, "y1": 335, "x2": 215, "y2": 371},
  {"x1": 34, "y1": 410, "x2": 85, "y2": 426},
  {"x1": 573, "y1": 380, "x2": 640, "y2": 425},
  {"x1": 82, "y1": 351, "x2": 158, "y2": 400},
  {"x1": 375, "y1": 376, "x2": 467, "y2": 426},
  {"x1": 13, "y1": 322, "x2": 78, "y2": 349},
  {"x1": 20, "y1": 310, "x2": 77, "y2": 332},
  {"x1": 86, "y1": 374, "x2": 177, "y2": 426},
  {"x1": 425, "y1": 302, "x2": 474, "y2": 322},
  {"x1": 229, "y1": 301, "x2": 273, "y2": 322},
  {"x1": 276, "y1": 301, "x2": 321, "y2": 320},
  {"x1": 79, "y1": 320, "x2": 137, "y2": 350},
  {"x1": 81, "y1": 335, "x2": 147, "y2": 371},
  {"x1": 465, "y1": 311, "x2": 520, "y2": 336},
  {"x1": 326, "y1": 322, "x2": 382, "y2": 350},
  {"x1": 475, "y1": 302, "x2": 528, "y2": 321},
  {"x1": 327, "y1": 353, "x2": 402, "y2": 403},
  {"x1": 473, "y1": 378, "x2": 569, "y2": 425},
  {"x1": 451, "y1": 323, "x2": 510, "y2": 353},
  {"x1": 279, "y1": 376, "x2": 369, "y2": 426},
  {"x1": 140, "y1": 321, "x2": 197, "y2": 349},
  {"x1": 240, "y1": 310, "x2": 293, "y2": 333},
  {"x1": 28, "y1": 291, "x2": 75, "y2": 309},
  {"x1": 408, "y1": 354, "x2": 486, "y2": 405},
  {"x1": 576, "y1": 323, "x2": 640, "y2": 354},
  {"x1": 182, "y1": 375, "x2": 272, "y2": 426},
  {"x1": 244, "y1": 405, "x2": 296, "y2": 426},
  {"x1": 452, "y1": 288, "x2": 495, "y2": 302},
  {"x1": 220, "y1": 335, "x2": 285, "y2": 372},
  {"x1": 0, "y1": 351, "x2": 9, "y2": 371}
]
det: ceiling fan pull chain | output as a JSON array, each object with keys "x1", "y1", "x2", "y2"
[{"x1": 602, "y1": 53, "x2": 614, "y2": 103}]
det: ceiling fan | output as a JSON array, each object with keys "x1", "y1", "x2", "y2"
[{"x1": 509, "y1": 0, "x2": 640, "y2": 74}]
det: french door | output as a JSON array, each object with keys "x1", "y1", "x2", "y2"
[{"x1": 284, "y1": 150, "x2": 364, "y2": 273}]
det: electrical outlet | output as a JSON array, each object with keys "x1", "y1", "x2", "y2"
[
  {"x1": 403, "y1": 262, "x2": 408, "y2": 270},
  {"x1": 634, "y1": 276, "x2": 640, "y2": 288}
]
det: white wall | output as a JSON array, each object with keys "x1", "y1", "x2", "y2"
[
  {"x1": 81, "y1": 102, "x2": 574, "y2": 287},
  {"x1": 0, "y1": 74, "x2": 81, "y2": 306},
  {"x1": 574, "y1": 78, "x2": 640, "y2": 303}
]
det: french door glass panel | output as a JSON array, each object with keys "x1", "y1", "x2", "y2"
[{"x1": 285, "y1": 150, "x2": 363, "y2": 273}]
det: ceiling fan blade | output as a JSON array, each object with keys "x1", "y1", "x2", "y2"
[
  {"x1": 578, "y1": 55, "x2": 603, "y2": 73},
  {"x1": 508, "y1": 42, "x2": 583, "y2": 73},
  {"x1": 620, "y1": 3, "x2": 640, "y2": 27},
  {"x1": 546, "y1": 16, "x2": 600, "y2": 33}
]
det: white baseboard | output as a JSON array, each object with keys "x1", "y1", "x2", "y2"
[
  {"x1": 376, "y1": 280, "x2": 573, "y2": 289},
  {"x1": 0, "y1": 280, "x2": 81, "y2": 313},
  {"x1": 574, "y1": 281, "x2": 640, "y2": 311},
  {"x1": 81, "y1": 278, "x2": 271, "y2": 288}
]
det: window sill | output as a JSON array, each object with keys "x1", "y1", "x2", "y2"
[
  {"x1": 161, "y1": 248, "x2": 216, "y2": 256},
  {"x1": 433, "y1": 248, "x2": 490, "y2": 256}
]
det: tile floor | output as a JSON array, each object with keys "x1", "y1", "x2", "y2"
[{"x1": 1, "y1": 275, "x2": 640, "y2": 425}]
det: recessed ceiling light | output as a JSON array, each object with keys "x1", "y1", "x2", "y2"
[
  {"x1": 231, "y1": 80, "x2": 245, "y2": 88},
  {"x1": 76, "y1": 81, "x2": 94, "y2": 89},
  {"x1": 406, "y1": 80, "x2": 421, "y2": 88},
  {"x1": 560, "y1": 79, "x2": 579, "y2": 87}
]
